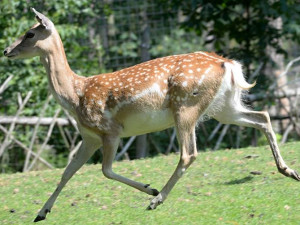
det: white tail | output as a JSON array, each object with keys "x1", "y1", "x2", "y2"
[
  {"x1": 4, "y1": 8, "x2": 299, "y2": 223},
  {"x1": 228, "y1": 61, "x2": 256, "y2": 90}
]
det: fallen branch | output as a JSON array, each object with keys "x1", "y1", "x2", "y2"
[
  {"x1": 23, "y1": 95, "x2": 53, "y2": 172},
  {"x1": 0, "y1": 91, "x2": 32, "y2": 157},
  {"x1": 0, "y1": 115, "x2": 72, "y2": 126},
  {"x1": 246, "y1": 89, "x2": 300, "y2": 102},
  {"x1": 0, "y1": 75, "x2": 13, "y2": 94},
  {"x1": 68, "y1": 141, "x2": 82, "y2": 164},
  {"x1": 27, "y1": 109, "x2": 61, "y2": 171},
  {"x1": 269, "y1": 56, "x2": 300, "y2": 91},
  {"x1": 115, "y1": 136, "x2": 136, "y2": 161},
  {"x1": 213, "y1": 124, "x2": 230, "y2": 151},
  {"x1": 281, "y1": 123, "x2": 293, "y2": 144},
  {"x1": 208, "y1": 123, "x2": 222, "y2": 142},
  {"x1": 0, "y1": 125, "x2": 54, "y2": 169}
]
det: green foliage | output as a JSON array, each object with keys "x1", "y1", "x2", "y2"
[
  {"x1": 1, "y1": 0, "x2": 300, "y2": 173},
  {"x1": 150, "y1": 29, "x2": 203, "y2": 57},
  {"x1": 0, "y1": 0, "x2": 102, "y2": 117},
  {"x1": 258, "y1": 133, "x2": 282, "y2": 146},
  {"x1": 0, "y1": 1, "x2": 111, "y2": 172},
  {"x1": 1, "y1": 0, "x2": 207, "y2": 173},
  {"x1": 162, "y1": 0, "x2": 300, "y2": 76},
  {"x1": 1, "y1": 142, "x2": 300, "y2": 224},
  {"x1": 110, "y1": 33, "x2": 139, "y2": 58}
]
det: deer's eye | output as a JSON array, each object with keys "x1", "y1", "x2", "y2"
[{"x1": 26, "y1": 32, "x2": 35, "y2": 39}]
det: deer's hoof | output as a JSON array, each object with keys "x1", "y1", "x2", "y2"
[
  {"x1": 151, "y1": 188, "x2": 159, "y2": 196},
  {"x1": 144, "y1": 184, "x2": 159, "y2": 196},
  {"x1": 290, "y1": 170, "x2": 300, "y2": 181},
  {"x1": 146, "y1": 194, "x2": 163, "y2": 210},
  {"x1": 33, "y1": 215, "x2": 46, "y2": 223},
  {"x1": 279, "y1": 167, "x2": 300, "y2": 181}
]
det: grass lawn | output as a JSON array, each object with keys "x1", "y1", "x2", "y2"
[{"x1": 1, "y1": 142, "x2": 300, "y2": 225}]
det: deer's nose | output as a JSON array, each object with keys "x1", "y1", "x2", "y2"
[{"x1": 3, "y1": 49, "x2": 8, "y2": 56}]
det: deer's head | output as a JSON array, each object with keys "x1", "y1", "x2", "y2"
[{"x1": 3, "y1": 8, "x2": 55, "y2": 59}]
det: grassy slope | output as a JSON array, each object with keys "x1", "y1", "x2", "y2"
[{"x1": 1, "y1": 142, "x2": 300, "y2": 225}]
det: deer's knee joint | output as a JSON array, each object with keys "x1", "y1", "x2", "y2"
[
  {"x1": 180, "y1": 156, "x2": 190, "y2": 167},
  {"x1": 102, "y1": 167, "x2": 114, "y2": 180},
  {"x1": 181, "y1": 154, "x2": 197, "y2": 167},
  {"x1": 177, "y1": 154, "x2": 197, "y2": 177}
]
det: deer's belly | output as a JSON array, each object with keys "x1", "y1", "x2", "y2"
[{"x1": 119, "y1": 108, "x2": 174, "y2": 137}]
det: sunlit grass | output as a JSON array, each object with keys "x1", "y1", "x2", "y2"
[{"x1": 1, "y1": 142, "x2": 300, "y2": 224}]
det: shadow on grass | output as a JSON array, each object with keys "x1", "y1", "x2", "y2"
[{"x1": 224, "y1": 176, "x2": 254, "y2": 185}]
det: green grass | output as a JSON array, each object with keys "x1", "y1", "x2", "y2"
[{"x1": 1, "y1": 142, "x2": 300, "y2": 225}]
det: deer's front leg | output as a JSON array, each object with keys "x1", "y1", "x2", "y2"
[
  {"x1": 34, "y1": 137, "x2": 101, "y2": 222},
  {"x1": 101, "y1": 135, "x2": 159, "y2": 196}
]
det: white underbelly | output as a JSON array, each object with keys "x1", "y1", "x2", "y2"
[{"x1": 120, "y1": 109, "x2": 174, "y2": 137}]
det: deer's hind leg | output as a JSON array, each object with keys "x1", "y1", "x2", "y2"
[
  {"x1": 214, "y1": 107, "x2": 300, "y2": 181},
  {"x1": 147, "y1": 106, "x2": 199, "y2": 210}
]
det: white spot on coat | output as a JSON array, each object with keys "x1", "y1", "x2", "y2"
[{"x1": 204, "y1": 67, "x2": 212, "y2": 74}]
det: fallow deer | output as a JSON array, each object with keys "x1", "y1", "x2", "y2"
[{"x1": 4, "y1": 8, "x2": 300, "y2": 222}]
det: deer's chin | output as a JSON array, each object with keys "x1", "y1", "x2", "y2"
[
  {"x1": 7, "y1": 53, "x2": 36, "y2": 60},
  {"x1": 6, "y1": 54, "x2": 19, "y2": 59},
  {"x1": 5, "y1": 51, "x2": 20, "y2": 59}
]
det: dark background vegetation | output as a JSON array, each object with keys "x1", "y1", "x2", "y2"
[{"x1": 1, "y1": 0, "x2": 300, "y2": 173}]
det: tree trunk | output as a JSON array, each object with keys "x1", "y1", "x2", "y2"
[
  {"x1": 135, "y1": 8, "x2": 151, "y2": 159},
  {"x1": 265, "y1": 17, "x2": 289, "y2": 132},
  {"x1": 136, "y1": 134, "x2": 148, "y2": 159}
]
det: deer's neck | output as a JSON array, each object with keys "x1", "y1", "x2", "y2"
[{"x1": 40, "y1": 34, "x2": 83, "y2": 112}]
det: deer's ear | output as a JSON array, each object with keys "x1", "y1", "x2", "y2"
[{"x1": 31, "y1": 8, "x2": 53, "y2": 31}]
